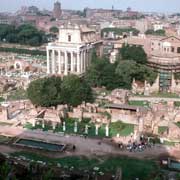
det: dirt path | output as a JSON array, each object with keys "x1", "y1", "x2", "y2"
[{"x1": 0, "y1": 126, "x2": 179, "y2": 159}]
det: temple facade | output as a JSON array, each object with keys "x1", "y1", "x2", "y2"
[{"x1": 46, "y1": 23, "x2": 102, "y2": 76}]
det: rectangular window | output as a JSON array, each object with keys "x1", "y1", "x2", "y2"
[
  {"x1": 68, "y1": 35, "x2": 71, "y2": 42},
  {"x1": 171, "y1": 47, "x2": 175, "y2": 52},
  {"x1": 178, "y1": 47, "x2": 180, "y2": 53}
]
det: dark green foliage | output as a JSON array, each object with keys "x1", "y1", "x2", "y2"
[
  {"x1": 49, "y1": 26, "x2": 59, "y2": 33},
  {"x1": 115, "y1": 60, "x2": 137, "y2": 89},
  {"x1": 0, "y1": 24, "x2": 47, "y2": 46},
  {"x1": 0, "y1": 47, "x2": 46, "y2": 56},
  {"x1": 11, "y1": 151, "x2": 160, "y2": 180},
  {"x1": 174, "y1": 72, "x2": 180, "y2": 80},
  {"x1": 0, "y1": 24, "x2": 15, "y2": 41},
  {"x1": 61, "y1": 75, "x2": 94, "y2": 107},
  {"x1": 145, "y1": 29, "x2": 166, "y2": 36},
  {"x1": 86, "y1": 46, "x2": 156, "y2": 90},
  {"x1": 85, "y1": 57, "x2": 119, "y2": 90},
  {"x1": 101, "y1": 27, "x2": 139, "y2": 37},
  {"x1": 120, "y1": 44, "x2": 147, "y2": 64},
  {"x1": 115, "y1": 60, "x2": 157, "y2": 89},
  {"x1": 27, "y1": 75, "x2": 94, "y2": 107},
  {"x1": 76, "y1": 10, "x2": 86, "y2": 17},
  {"x1": 27, "y1": 76, "x2": 62, "y2": 107},
  {"x1": 134, "y1": 63, "x2": 158, "y2": 85}
]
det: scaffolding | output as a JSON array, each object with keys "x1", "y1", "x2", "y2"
[{"x1": 159, "y1": 71, "x2": 172, "y2": 92}]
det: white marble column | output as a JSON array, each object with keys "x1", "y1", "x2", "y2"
[
  {"x1": 46, "y1": 49, "x2": 50, "y2": 74},
  {"x1": 80, "y1": 51, "x2": 83, "y2": 73},
  {"x1": 52, "y1": 50, "x2": 55, "y2": 74},
  {"x1": 83, "y1": 50, "x2": 86, "y2": 71},
  {"x1": 64, "y1": 51, "x2": 68, "y2": 75},
  {"x1": 87, "y1": 50, "x2": 90, "y2": 67},
  {"x1": 77, "y1": 52, "x2": 80, "y2": 74},
  {"x1": 58, "y1": 50, "x2": 61, "y2": 74},
  {"x1": 71, "y1": 52, "x2": 74, "y2": 73}
]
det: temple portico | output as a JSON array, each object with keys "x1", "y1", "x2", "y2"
[
  {"x1": 47, "y1": 47, "x2": 91, "y2": 75},
  {"x1": 46, "y1": 23, "x2": 101, "y2": 76}
]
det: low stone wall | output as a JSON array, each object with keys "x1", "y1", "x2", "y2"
[{"x1": 129, "y1": 96, "x2": 180, "y2": 102}]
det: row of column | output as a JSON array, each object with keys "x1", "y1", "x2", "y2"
[{"x1": 47, "y1": 49, "x2": 91, "y2": 75}]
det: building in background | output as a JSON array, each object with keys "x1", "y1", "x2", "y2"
[
  {"x1": 53, "y1": 1, "x2": 62, "y2": 20},
  {"x1": 117, "y1": 35, "x2": 180, "y2": 92}
]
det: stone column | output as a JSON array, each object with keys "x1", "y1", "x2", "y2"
[
  {"x1": 52, "y1": 123, "x2": 56, "y2": 130},
  {"x1": 52, "y1": 50, "x2": 55, "y2": 74},
  {"x1": 95, "y1": 124, "x2": 99, "y2": 136},
  {"x1": 80, "y1": 51, "x2": 83, "y2": 73},
  {"x1": 83, "y1": 50, "x2": 86, "y2": 72},
  {"x1": 74, "y1": 121, "x2": 78, "y2": 133},
  {"x1": 58, "y1": 50, "x2": 61, "y2": 74},
  {"x1": 42, "y1": 120, "x2": 45, "y2": 129},
  {"x1": 63, "y1": 121, "x2": 66, "y2": 132},
  {"x1": 86, "y1": 50, "x2": 89, "y2": 68},
  {"x1": 77, "y1": 52, "x2": 80, "y2": 74},
  {"x1": 138, "y1": 118, "x2": 144, "y2": 133},
  {"x1": 106, "y1": 125, "x2": 109, "y2": 137},
  {"x1": 85, "y1": 125, "x2": 88, "y2": 134},
  {"x1": 32, "y1": 119, "x2": 36, "y2": 127},
  {"x1": 46, "y1": 49, "x2": 50, "y2": 74},
  {"x1": 64, "y1": 51, "x2": 68, "y2": 75},
  {"x1": 71, "y1": 52, "x2": 74, "y2": 73}
]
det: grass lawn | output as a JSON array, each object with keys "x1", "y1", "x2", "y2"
[
  {"x1": 110, "y1": 121, "x2": 134, "y2": 137},
  {"x1": 151, "y1": 92, "x2": 180, "y2": 98},
  {"x1": 163, "y1": 141, "x2": 176, "y2": 146},
  {"x1": 7, "y1": 88, "x2": 27, "y2": 101},
  {"x1": 128, "y1": 100, "x2": 149, "y2": 107},
  {"x1": 10, "y1": 151, "x2": 159, "y2": 180},
  {"x1": 24, "y1": 122, "x2": 53, "y2": 131},
  {"x1": 0, "y1": 135, "x2": 11, "y2": 143},
  {"x1": 158, "y1": 126, "x2": 168, "y2": 134},
  {"x1": 24, "y1": 119, "x2": 134, "y2": 138}
]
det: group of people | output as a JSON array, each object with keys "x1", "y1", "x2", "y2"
[{"x1": 118, "y1": 135, "x2": 155, "y2": 152}]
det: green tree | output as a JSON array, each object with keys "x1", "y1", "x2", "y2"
[
  {"x1": 115, "y1": 60, "x2": 157, "y2": 89},
  {"x1": 120, "y1": 44, "x2": 147, "y2": 64},
  {"x1": 85, "y1": 57, "x2": 119, "y2": 90},
  {"x1": 5, "y1": 33, "x2": 18, "y2": 43},
  {"x1": 49, "y1": 26, "x2": 59, "y2": 34},
  {"x1": 145, "y1": 29, "x2": 166, "y2": 36},
  {"x1": 61, "y1": 75, "x2": 93, "y2": 107},
  {"x1": 27, "y1": 76, "x2": 62, "y2": 107},
  {"x1": 0, "y1": 24, "x2": 15, "y2": 41},
  {"x1": 115, "y1": 60, "x2": 137, "y2": 89},
  {"x1": 0, "y1": 24, "x2": 47, "y2": 46}
]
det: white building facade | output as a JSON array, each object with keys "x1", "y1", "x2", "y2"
[{"x1": 46, "y1": 24, "x2": 101, "y2": 76}]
